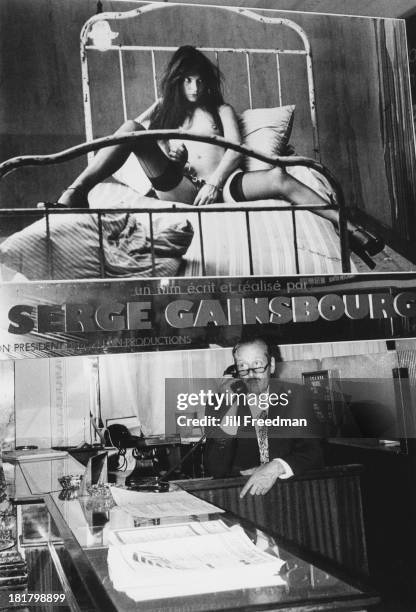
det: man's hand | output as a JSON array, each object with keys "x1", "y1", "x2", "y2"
[
  {"x1": 193, "y1": 183, "x2": 219, "y2": 206},
  {"x1": 240, "y1": 461, "x2": 285, "y2": 497}
]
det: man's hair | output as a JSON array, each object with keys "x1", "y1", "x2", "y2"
[
  {"x1": 232, "y1": 335, "x2": 281, "y2": 362},
  {"x1": 149, "y1": 46, "x2": 224, "y2": 130}
]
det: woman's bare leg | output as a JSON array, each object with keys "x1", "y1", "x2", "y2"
[
  {"x1": 59, "y1": 121, "x2": 139, "y2": 207},
  {"x1": 238, "y1": 166, "x2": 355, "y2": 228},
  {"x1": 58, "y1": 120, "x2": 196, "y2": 207},
  {"x1": 235, "y1": 167, "x2": 384, "y2": 258}
]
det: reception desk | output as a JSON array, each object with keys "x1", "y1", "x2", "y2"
[
  {"x1": 180, "y1": 465, "x2": 369, "y2": 578},
  {"x1": 2, "y1": 455, "x2": 379, "y2": 612}
]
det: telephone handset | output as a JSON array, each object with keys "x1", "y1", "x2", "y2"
[
  {"x1": 106, "y1": 424, "x2": 146, "y2": 449},
  {"x1": 223, "y1": 364, "x2": 237, "y2": 377},
  {"x1": 223, "y1": 364, "x2": 247, "y2": 394}
]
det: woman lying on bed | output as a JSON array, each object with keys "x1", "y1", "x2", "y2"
[{"x1": 54, "y1": 45, "x2": 383, "y2": 260}]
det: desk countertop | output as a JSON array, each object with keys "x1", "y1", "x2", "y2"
[{"x1": 6, "y1": 455, "x2": 378, "y2": 611}]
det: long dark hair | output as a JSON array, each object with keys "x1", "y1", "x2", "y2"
[{"x1": 149, "y1": 46, "x2": 224, "y2": 130}]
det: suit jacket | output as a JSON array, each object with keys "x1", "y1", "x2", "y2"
[{"x1": 204, "y1": 380, "x2": 323, "y2": 478}]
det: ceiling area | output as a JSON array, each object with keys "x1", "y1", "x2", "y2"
[
  {"x1": 125, "y1": 1, "x2": 416, "y2": 19},
  {"x1": 253, "y1": 1, "x2": 416, "y2": 18}
]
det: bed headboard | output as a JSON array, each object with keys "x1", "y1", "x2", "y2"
[{"x1": 80, "y1": 1, "x2": 320, "y2": 161}]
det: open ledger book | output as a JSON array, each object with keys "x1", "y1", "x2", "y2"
[{"x1": 108, "y1": 520, "x2": 287, "y2": 601}]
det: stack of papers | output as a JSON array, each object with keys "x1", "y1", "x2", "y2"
[
  {"x1": 110, "y1": 486, "x2": 224, "y2": 519},
  {"x1": 108, "y1": 521, "x2": 286, "y2": 601},
  {"x1": 108, "y1": 519, "x2": 230, "y2": 545}
]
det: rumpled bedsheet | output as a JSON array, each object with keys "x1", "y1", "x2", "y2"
[{"x1": 0, "y1": 209, "x2": 194, "y2": 280}]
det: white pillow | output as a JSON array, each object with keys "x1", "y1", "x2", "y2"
[{"x1": 240, "y1": 105, "x2": 295, "y2": 171}]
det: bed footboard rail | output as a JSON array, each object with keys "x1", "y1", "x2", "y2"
[{"x1": 0, "y1": 131, "x2": 351, "y2": 276}]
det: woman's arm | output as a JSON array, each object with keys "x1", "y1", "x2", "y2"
[
  {"x1": 134, "y1": 99, "x2": 161, "y2": 127},
  {"x1": 193, "y1": 104, "x2": 242, "y2": 206},
  {"x1": 208, "y1": 104, "x2": 242, "y2": 187}
]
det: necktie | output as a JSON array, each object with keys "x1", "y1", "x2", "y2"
[{"x1": 255, "y1": 410, "x2": 269, "y2": 464}]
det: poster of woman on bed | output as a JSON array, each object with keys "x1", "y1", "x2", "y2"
[{"x1": 0, "y1": 0, "x2": 415, "y2": 282}]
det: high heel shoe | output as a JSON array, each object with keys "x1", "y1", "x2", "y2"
[
  {"x1": 336, "y1": 225, "x2": 384, "y2": 269},
  {"x1": 344, "y1": 227, "x2": 384, "y2": 270},
  {"x1": 37, "y1": 187, "x2": 89, "y2": 210},
  {"x1": 348, "y1": 227, "x2": 385, "y2": 257},
  {"x1": 38, "y1": 187, "x2": 90, "y2": 209}
]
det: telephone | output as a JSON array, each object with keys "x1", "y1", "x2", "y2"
[
  {"x1": 223, "y1": 364, "x2": 238, "y2": 377},
  {"x1": 223, "y1": 364, "x2": 248, "y2": 394},
  {"x1": 106, "y1": 424, "x2": 145, "y2": 449},
  {"x1": 106, "y1": 425, "x2": 178, "y2": 491}
]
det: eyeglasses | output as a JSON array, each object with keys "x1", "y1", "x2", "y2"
[{"x1": 236, "y1": 361, "x2": 270, "y2": 377}]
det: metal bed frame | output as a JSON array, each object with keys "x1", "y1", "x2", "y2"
[
  {"x1": 0, "y1": 1, "x2": 351, "y2": 278},
  {"x1": 79, "y1": 2, "x2": 320, "y2": 161}
]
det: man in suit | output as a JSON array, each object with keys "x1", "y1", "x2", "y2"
[{"x1": 203, "y1": 337, "x2": 323, "y2": 497}]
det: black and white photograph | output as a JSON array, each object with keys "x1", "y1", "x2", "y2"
[{"x1": 1, "y1": 1, "x2": 416, "y2": 611}]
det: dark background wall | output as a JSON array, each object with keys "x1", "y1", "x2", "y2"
[{"x1": 1, "y1": 0, "x2": 415, "y2": 258}]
